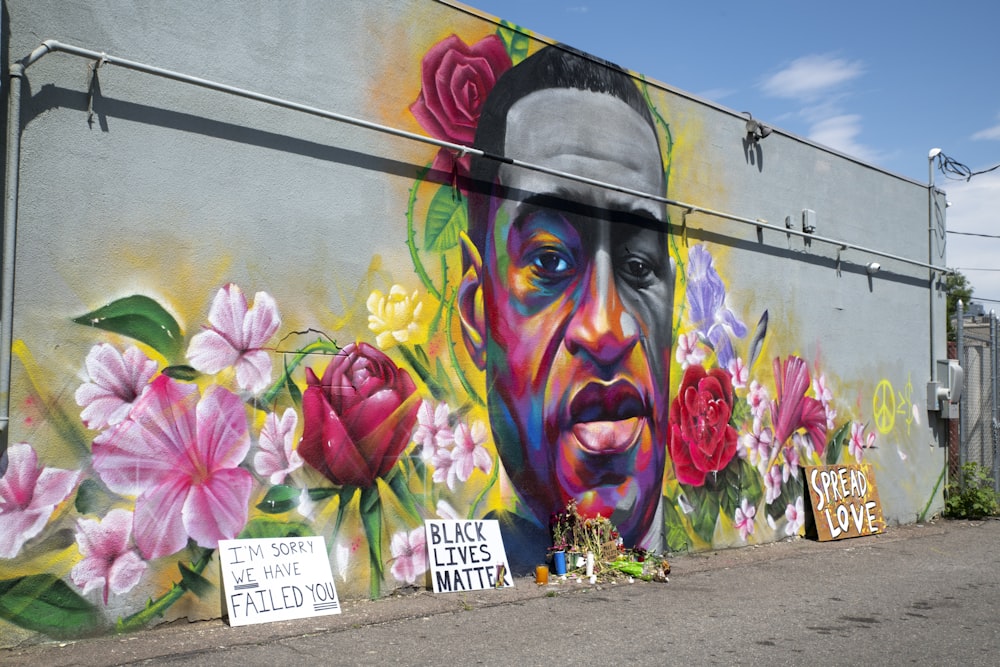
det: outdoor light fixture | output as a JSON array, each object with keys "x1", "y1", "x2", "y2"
[
  {"x1": 742, "y1": 112, "x2": 771, "y2": 141},
  {"x1": 866, "y1": 262, "x2": 881, "y2": 275}
]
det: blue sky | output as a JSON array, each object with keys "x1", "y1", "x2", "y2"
[{"x1": 466, "y1": 1, "x2": 1000, "y2": 303}]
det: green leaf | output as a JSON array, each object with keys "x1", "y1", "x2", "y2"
[
  {"x1": 689, "y1": 486, "x2": 721, "y2": 544},
  {"x1": 424, "y1": 185, "x2": 467, "y2": 252},
  {"x1": 826, "y1": 421, "x2": 851, "y2": 465},
  {"x1": 359, "y1": 486, "x2": 384, "y2": 599},
  {"x1": 307, "y1": 487, "x2": 337, "y2": 502},
  {"x1": 256, "y1": 485, "x2": 301, "y2": 514},
  {"x1": 285, "y1": 363, "x2": 302, "y2": 408},
  {"x1": 662, "y1": 500, "x2": 690, "y2": 552},
  {"x1": 162, "y1": 365, "x2": 200, "y2": 381},
  {"x1": 239, "y1": 518, "x2": 314, "y2": 540},
  {"x1": 75, "y1": 478, "x2": 112, "y2": 515},
  {"x1": 740, "y1": 458, "x2": 765, "y2": 508},
  {"x1": 497, "y1": 20, "x2": 531, "y2": 64},
  {"x1": 178, "y1": 562, "x2": 213, "y2": 598},
  {"x1": 73, "y1": 295, "x2": 182, "y2": 360},
  {"x1": 0, "y1": 575, "x2": 102, "y2": 638}
]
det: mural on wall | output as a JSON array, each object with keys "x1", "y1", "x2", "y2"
[{"x1": 0, "y1": 19, "x2": 909, "y2": 641}]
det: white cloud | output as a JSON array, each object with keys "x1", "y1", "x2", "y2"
[
  {"x1": 971, "y1": 114, "x2": 1000, "y2": 141},
  {"x1": 566, "y1": 5, "x2": 589, "y2": 12},
  {"x1": 807, "y1": 114, "x2": 880, "y2": 163},
  {"x1": 757, "y1": 53, "x2": 879, "y2": 163},
  {"x1": 761, "y1": 54, "x2": 864, "y2": 101},
  {"x1": 943, "y1": 172, "x2": 1000, "y2": 301}
]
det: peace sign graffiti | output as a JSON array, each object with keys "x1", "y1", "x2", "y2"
[{"x1": 872, "y1": 380, "x2": 896, "y2": 434}]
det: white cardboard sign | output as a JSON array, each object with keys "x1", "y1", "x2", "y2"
[
  {"x1": 219, "y1": 536, "x2": 340, "y2": 626},
  {"x1": 425, "y1": 519, "x2": 513, "y2": 593}
]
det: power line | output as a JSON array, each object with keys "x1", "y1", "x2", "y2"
[
  {"x1": 933, "y1": 151, "x2": 1000, "y2": 181},
  {"x1": 948, "y1": 230, "x2": 1000, "y2": 239}
]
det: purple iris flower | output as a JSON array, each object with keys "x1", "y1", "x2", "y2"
[{"x1": 686, "y1": 244, "x2": 747, "y2": 368}]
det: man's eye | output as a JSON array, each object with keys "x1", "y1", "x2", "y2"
[
  {"x1": 623, "y1": 257, "x2": 652, "y2": 280},
  {"x1": 534, "y1": 251, "x2": 570, "y2": 273}
]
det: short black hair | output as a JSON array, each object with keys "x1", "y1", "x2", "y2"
[{"x1": 467, "y1": 44, "x2": 660, "y2": 251}]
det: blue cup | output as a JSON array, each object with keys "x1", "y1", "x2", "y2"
[{"x1": 553, "y1": 551, "x2": 566, "y2": 575}]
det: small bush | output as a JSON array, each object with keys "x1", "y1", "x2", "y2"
[{"x1": 945, "y1": 462, "x2": 1000, "y2": 519}]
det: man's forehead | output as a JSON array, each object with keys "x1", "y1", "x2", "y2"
[{"x1": 499, "y1": 88, "x2": 664, "y2": 206}]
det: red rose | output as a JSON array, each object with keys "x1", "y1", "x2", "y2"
[
  {"x1": 298, "y1": 342, "x2": 419, "y2": 487},
  {"x1": 668, "y1": 365, "x2": 739, "y2": 487},
  {"x1": 410, "y1": 34, "x2": 512, "y2": 179}
]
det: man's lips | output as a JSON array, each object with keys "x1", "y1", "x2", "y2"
[{"x1": 566, "y1": 381, "x2": 648, "y2": 455}]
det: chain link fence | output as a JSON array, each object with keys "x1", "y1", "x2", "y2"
[{"x1": 954, "y1": 304, "x2": 1000, "y2": 491}]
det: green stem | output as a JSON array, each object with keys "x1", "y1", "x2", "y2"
[
  {"x1": 116, "y1": 547, "x2": 214, "y2": 633},
  {"x1": 919, "y1": 459, "x2": 947, "y2": 522},
  {"x1": 260, "y1": 339, "x2": 341, "y2": 406},
  {"x1": 444, "y1": 285, "x2": 484, "y2": 407},
  {"x1": 427, "y1": 253, "x2": 449, "y2": 337},
  {"x1": 407, "y1": 165, "x2": 441, "y2": 301},
  {"x1": 468, "y1": 454, "x2": 500, "y2": 520}
]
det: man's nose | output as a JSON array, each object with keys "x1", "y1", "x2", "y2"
[{"x1": 565, "y1": 249, "x2": 639, "y2": 367}]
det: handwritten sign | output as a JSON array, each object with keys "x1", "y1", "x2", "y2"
[
  {"x1": 219, "y1": 536, "x2": 340, "y2": 626},
  {"x1": 804, "y1": 464, "x2": 885, "y2": 541},
  {"x1": 426, "y1": 519, "x2": 513, "y2": 593}
]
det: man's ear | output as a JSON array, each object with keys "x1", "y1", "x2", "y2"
[{"x1": 458, "y1": 231, "x2": 487, "y2": 370}]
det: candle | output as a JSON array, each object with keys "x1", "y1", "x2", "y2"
[{"x1": 535, "y1": 565, "x2": 549, "y2": 585}]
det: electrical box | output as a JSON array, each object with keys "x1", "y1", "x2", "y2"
[
  {"x1": 802, "y1": 209, "x2": 816, "y2": 234},
  {"x1": 927, "y1": 359, "x2": 963, "y2": 419}
]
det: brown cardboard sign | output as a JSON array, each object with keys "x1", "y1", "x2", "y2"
[{"x1": 804, "y1": 464, "x2": 885, "y2": 541}]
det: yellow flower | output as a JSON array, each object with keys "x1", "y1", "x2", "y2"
[{"x1": 367, "y1": 285, "x2": 428, "y2": 349}]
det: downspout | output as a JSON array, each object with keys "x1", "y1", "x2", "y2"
[
  {"x1": 1, "y1": 42, "x2": 54, "y2": 458},
  {"x1": 928, "y1": 148, "x2": 940, "y2": 383}
]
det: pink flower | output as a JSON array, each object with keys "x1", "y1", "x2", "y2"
[
  {"x1": 675, "y1": 332, "x2": 706, "y2": 369},
  {"x1": 254, "y1": 408, "x2": 302, "y2": 484},
  {"x1": 782, "y1": 444, "x2": 800, "y2": 482},
  {"x1": 741, "y1": 421, "x2": 774, "y2": 473},
  {"x1": 784, "y1": 496, "x2": 805, "y2": 536},
  {"x1": 435, "y1": 499, "x2": 460, "y2": 521},
  {"x1": 849, "y1": 421, "x2": 876, "y2": 462},
  {"x1": 432, "y1": 420, "x2": 492, "y2": 491},
  {"x1": 746, "y1": 380, "x2": 770, "y2": 420},
  {"x1": 763, "y1": 465, "x2": 783, "y2": 505},
  {"x1": 812, "y1": 373, "x2": 833, "y2": 404},
  {"x1": 389, "y1": 526, "x2": 427, "y2": 585},
  {"x1": 727, "y1": 356, "x2": 749, "y2": 390},
  {"x1": 71, "y1": 509, "x2": 146, "y2": 604},
  {"x1": 734, "y1": 498, "x2": 756, "y2": 542},
  {"x1": 0, "y1": 443, "x2": 80, "y2": 558},
  {"x1": 770, "y1": 356, "x2": 827, "y2": 455},
  {"x1": 410, "y1": 34, "x2": 512, "y2": 181},
  {"x1": 92, "y1": 375, "x2": 252, "y2": 560},
  {"x1": 75, "y1": 344, "x2": 158, "y2": 430},
  {"x1": 413, "y1": 400, "x2": 454, "y2": 463},
  {"x1": 186, "y1": 284, "x2": 281, "y2": 394}
]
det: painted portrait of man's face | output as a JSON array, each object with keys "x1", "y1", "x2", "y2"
[{"x1": 459, "y1": 47, "x2": 674, "y2": 549}]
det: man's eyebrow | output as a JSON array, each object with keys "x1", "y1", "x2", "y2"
[{"x1": 513, "y1": 189, "x2": 666, "y2": 231}]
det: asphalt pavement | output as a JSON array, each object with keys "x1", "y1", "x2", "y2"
[{"x1": 3, "y1": 518, "x2": 999, "y2": 666}]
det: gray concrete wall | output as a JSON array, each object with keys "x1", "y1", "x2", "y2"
[{"x1": 1, "y1": 0, "x2": 948, "y2": 644}]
